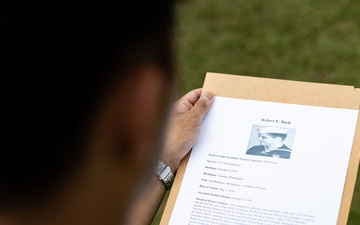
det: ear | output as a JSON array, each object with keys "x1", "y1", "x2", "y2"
[{"x1": 275, "y1": 136, "x2": 283, "y2": 143}]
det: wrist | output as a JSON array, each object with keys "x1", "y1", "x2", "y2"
[
  {"x1": 160, "y1": 151, "x2": 180, "y2": 173},
  {"x1": 155, "y1": 160, "x2": 175, "y2": 190}
]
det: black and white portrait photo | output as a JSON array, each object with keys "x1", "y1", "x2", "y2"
[{"x1": 246, "y1": 125, "x2": 296, "y2": 159}]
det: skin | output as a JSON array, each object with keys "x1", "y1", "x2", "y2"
[
  {"x1": 258, "y1": 134, "x2": 284, "y2": 151},
  {"x1": 0, "y1": 64, "x2": 214, "y2": 225},
  {"x1": 125, "y1": 87, "x2": 214, "y2": 224}
]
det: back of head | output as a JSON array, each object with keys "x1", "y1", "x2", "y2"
[{"x1": 0, "y1": 0, "x2": 176, "y2": 208}]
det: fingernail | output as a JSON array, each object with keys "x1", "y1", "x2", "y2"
[{"x1": 202, "y1": 91, "x2": 214, "y2": 101}]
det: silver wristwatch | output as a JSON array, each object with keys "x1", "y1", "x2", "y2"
[{"x1": 155, "y1": 160, "x2": 175, "y2": 190}]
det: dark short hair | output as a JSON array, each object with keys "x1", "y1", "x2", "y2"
[{"x1": 0, "y1": 1, "x2": 176, "y2": 208}]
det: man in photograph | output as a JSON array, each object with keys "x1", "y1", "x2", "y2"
[{"x1": 246, "y1": 127, "x2": 292, "y2": 159}]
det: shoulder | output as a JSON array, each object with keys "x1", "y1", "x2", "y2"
[
  {"x1": 247, "y1": 145, "x2": 264, "y2": 154},
  {"x1": 281, "y1": 144, "x2": 291, "y2": 150},
  {"x1": 271, "y1": 146, "x2": 291, "y2": 159}
]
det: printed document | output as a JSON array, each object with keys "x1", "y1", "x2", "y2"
[{"x1": 169, "y1": 96, "x2": 358, "y2": 225}]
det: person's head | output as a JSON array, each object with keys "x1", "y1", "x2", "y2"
[
  {"x1": 257, "y1": 127, "x2": 287, "y2": 147},
  {"x1": 1, "y1": 1, "x2": 177, "y2": 223}
]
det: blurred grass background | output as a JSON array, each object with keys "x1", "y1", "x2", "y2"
[{"x1": 152, "y1": 0, "x2": 360, "y2": 224}]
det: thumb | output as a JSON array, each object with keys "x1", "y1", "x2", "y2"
[{"x1": 191, "y1": 91, "x2": 214, "y2": 121}]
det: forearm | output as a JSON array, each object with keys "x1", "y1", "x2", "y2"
[
  {"x1": 124, "y1": 175, "x2": 167, "y2": 225},
  {"x1": 124, "y1": 89, "x2": 213, "y2": 224}
]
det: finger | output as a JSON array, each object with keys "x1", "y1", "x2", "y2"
[
  {"x1": 200, "y1": 91, "x2": 214, "y2": 102},
  {"x1": 179, "y1": 88, "x2": 202, "y2": 105},
  {"x1": 174, "y1": 88, "x2": 202, "y2": 114},
  {"x1": 190, "y1": 91, "x2": 214, "y2": 121}
]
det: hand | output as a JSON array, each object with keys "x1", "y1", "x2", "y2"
[{"x1": 161, "y1": 89, "x2": 214, "y2": 172}]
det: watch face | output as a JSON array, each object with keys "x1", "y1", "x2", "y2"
[
  {"x1": 155, "y1": 160, "x2": 166, "y2": 175},
  {"x1": 160, "y1": 167, "x2": 171, "y2": 180},
  {"x1": 155, "y1": 160, "x2": 175, "y2": 190}
]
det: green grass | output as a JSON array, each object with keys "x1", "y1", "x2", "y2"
[{"x1": 152, "y1": 0, "x2": 360, "y2": 224}]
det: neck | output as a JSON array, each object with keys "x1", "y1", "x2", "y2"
[{"x1": 264, "y1": 143, "x2": 283, "y2": 151}]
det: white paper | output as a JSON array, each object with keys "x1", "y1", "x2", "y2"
[{"x1": 169, "y1": 96, "x2": 358, "y2": 225}]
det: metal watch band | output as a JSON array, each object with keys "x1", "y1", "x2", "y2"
[{"x1": 155, "y1": 160, "x2": 175, "y2": 190}]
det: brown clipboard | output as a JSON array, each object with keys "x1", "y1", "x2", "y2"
[{"x1": 160, "y1": 72, "x2": 360, "y2": 225}]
